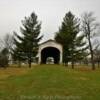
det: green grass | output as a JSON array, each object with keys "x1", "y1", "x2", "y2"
[{"x1": 0, "y1": 65, "x2": 100, "y2": 100}]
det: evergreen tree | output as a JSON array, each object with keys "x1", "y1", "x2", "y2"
[
  {"x1": 55, "y1": 11, "x2": 87, "y2": 68},
  {"x1": 13, "y1": 12, "x2": 42, "y2": 68}
]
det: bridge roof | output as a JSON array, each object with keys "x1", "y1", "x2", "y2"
[{"x1": 39, "y1": 39, "x2": 62, "y2": 46}]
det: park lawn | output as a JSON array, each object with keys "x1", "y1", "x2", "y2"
[{"x1": 0, "y1": 65, "x2": 100, "y2": 100}]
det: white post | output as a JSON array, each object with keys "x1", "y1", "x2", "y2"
[
  {"x1": 38, "y1": 48, "x2": 41, "y2": 64},
  {"x1": 59, "y1": 51, "x2": 63, "y2": 64}
]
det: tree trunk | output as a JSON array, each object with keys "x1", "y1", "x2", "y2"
[
  {"x1": 71, "y1": 46, "x2": 74, "y2": 69},
  {"x1": 65, "y1": 62, "x2": 68, "y2": 67},
  {"x1": 28, "y1": 58, "x2": 31, "y2": 68},
  {"x1": 18, "y1": 60, "x2": 21, "y2": 68},
  {"x1": 91, "y1": 53, "x2": 95, "y2": 70},
  {"x1": 29, "y1": 62, "x2": 31, "y2": 68},
  {"x1": 88, "y1": 37, "x2": 95, "y2": 70},
  {"x1": 71, "y1": 61, "x2": 74, "y2": 69}
]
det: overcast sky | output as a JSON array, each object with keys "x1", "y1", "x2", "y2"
[{"x1": 0, "y1": 0, "x2": 100, "y2": 41}]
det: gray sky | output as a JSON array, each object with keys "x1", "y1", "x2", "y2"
[{"x1": 0, "y1": 0, "x2": 100, "y2": 41}]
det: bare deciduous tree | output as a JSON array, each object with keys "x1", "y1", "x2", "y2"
[
  {"x1": 81, "y1": 12, "x2": 99, "y2": 70},
  {"x1": 0, "y1": 33, "x2": 14, "y2": 66},
  {"x1": 3, "y1": 34, "x2": 14, "y2": 51}
]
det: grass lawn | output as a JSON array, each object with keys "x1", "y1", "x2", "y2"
[{"x1": 0, "y1": 64, "x2": 100, "y2": 100}]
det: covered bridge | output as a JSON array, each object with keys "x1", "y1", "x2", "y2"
[{"x1": 38, "y1": 40, "x2": 63, "y2": 64}]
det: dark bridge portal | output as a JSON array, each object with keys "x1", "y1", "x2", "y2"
[{"x1": 41, "y1": 47, "x2": 60, "y2": 64}]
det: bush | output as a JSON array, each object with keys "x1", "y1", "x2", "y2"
[{"x1": 0, "y1": 48, "x2": 9, "y2": 68}]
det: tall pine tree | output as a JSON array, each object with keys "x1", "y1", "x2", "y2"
[
  {"x1": 13, "y1": 12, "x2": 42, "y2": 68},
  {"x1": 55, "y1": 11, "x2": 87, "y2": 68}
]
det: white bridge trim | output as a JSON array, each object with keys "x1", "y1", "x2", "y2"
[{"x1": 38, "y1": 40, "x2": 63, "y2": 64}]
